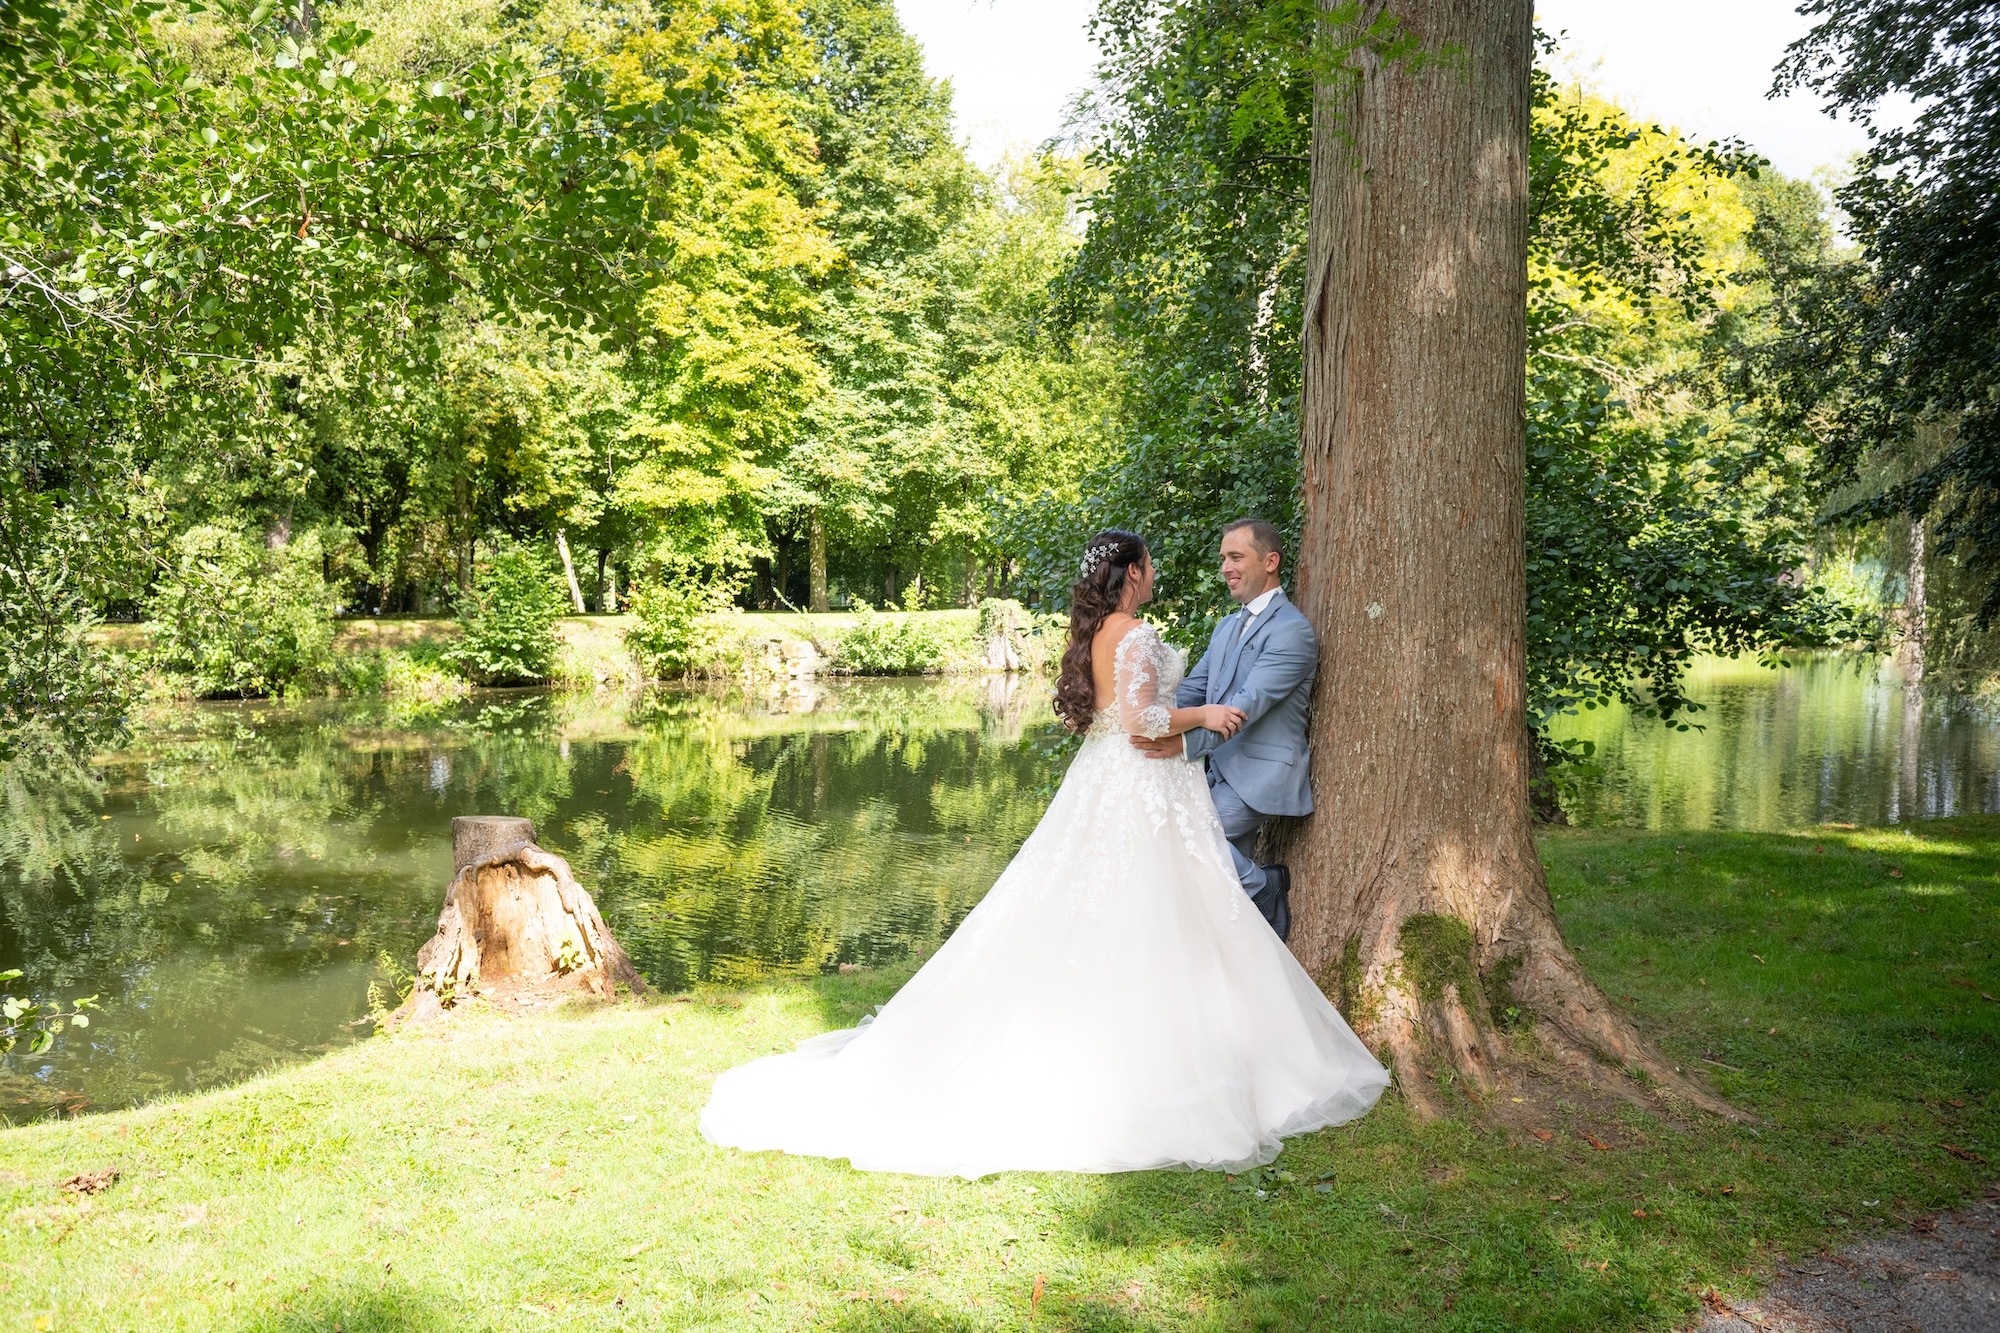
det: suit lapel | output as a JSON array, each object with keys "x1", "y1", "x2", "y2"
[{"x1": 1218, "y1": 591, "x2": 1290, "y2": 697}]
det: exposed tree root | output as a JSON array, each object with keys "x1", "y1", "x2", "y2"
[
  {"x1": 1498, "y1": 925, "x2": 1747, "y2": 1122},
  {"x1": 1351, "y1": 926, "x2": 1746, "y2": 1124}
]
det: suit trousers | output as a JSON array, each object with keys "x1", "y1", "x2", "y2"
[{"x1": 1206, "y1": 770, "x2": 1269, "y2": 897}]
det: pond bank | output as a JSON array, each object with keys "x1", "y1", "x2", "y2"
[
  {"x1": 96, "y1": 607, "x2": 1054, "y2": 699},
  {"x1": 4, "y1": 821, "x2": 1993, "y2": 1331}
]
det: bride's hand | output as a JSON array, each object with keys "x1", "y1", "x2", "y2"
[{"x1": 1201, "y1": 705, "x2": 1245, "y2": 738}]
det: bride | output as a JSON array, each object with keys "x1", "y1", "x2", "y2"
[{"x1": 700, "y1": 529, "x2": 1388, "y2": 1177}]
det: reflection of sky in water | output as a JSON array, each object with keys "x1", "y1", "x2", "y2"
[
  {"x1": 0, "y1": 679, "x2": 1055, "y2": 1121},
  {"x1": 1551, "y1": 654, "x2": 2000, "y2": 830}
]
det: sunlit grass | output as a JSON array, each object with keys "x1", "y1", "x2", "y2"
[{"x1": 2, "y1": 819, "x2": 1994, "y2": 1331}]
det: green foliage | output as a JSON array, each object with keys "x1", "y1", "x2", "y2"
[
  {"x1": 1776, "y1": 2, "x2": 2000, "y2": 615},
  {"x1": 0, "y1": 487, "x2": 132, "y2": 758},
  {"x1": 625, "y1": 578, "x2": 732, "y2": 679},
  {"x1": 146, "y1": 526, "x2": 336, "y2": 698},
  {"x1": 830, "y1": 607, "x2": 951, "y2": 675},
  {"x1": 444, "y1": 541, "x2": 566, "y2": 685},
  {"x1": 1052, "y1": 7, "x2": 1867, "y2": 776},
  {"x1": 0, "y1": 970, "x2": 96, "y2": 1058}
]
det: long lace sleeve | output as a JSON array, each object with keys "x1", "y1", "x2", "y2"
[{"x1": 1114, "y1": 623, "x2": 1173, "y2": 739}]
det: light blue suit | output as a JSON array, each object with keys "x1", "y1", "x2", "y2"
[{"x1": 1176, "y1": 588, "x2": 1317, "y2": 896}]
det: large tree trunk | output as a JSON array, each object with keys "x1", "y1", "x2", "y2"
[
  {"x1": 809, "y1": 510, "x2": 829, "y2": 613},
  {"x1": 1289, "y1": 0, "x2": 1735, "y2": 1120}
]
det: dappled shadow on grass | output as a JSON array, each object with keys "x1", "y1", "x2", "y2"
[
  {"x1": 1002, "y1": 818, "x2": 2000, "y2": 1331},
  {"x1": 219, "y1": 1276, "x2": 460, "y2": 1333},
  {"x1": 655, "y1": 819, "x2": 1997, "y2": 1331},
  {"x1": 815, "y1": 1302, "x2": 988, "y2": 1333}
]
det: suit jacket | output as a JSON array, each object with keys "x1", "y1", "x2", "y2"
[{"x1": 1175, "y1": 589, "x2": 1317, "y2": 817}]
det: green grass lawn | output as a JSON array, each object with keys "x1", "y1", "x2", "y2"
[{"x1": 3, "y1": 820, "x2": 1995, "y2": 1331}]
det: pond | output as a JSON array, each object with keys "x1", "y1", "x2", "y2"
[
  {"x1": 1547, "y1": 653, "x2": 2000, "y2": 830},
  {"x1": 6, "y1": 651, "x2": 1998, "y2": 1121}
]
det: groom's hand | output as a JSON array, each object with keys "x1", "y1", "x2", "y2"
[{"x1": 1130, "y1": 734, "x2": 1184, "y2": 760}]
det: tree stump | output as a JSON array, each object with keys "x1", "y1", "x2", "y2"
[{"x1": 390, "y1": 817, "x2": 649, "y2": 1026}]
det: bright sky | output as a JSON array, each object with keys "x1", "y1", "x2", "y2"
[
  {"x1": 892, "y1": 0, "x2": 1873, "y2": 181},
  {"x1": 1535, "y1": 1, "x2": 1871, "y2": 182}
]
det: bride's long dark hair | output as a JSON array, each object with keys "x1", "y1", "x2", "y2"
[{"x1": 1053, "y1": 530, "x2": 1149, "y2": 733}]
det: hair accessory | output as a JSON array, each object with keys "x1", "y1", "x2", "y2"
[{"x1": 1080, "y1": 541, "x2": 1122, "y2": 578}]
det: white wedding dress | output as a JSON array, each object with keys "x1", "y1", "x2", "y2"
[{"x1": 699, "y1": 622, "x2": 1389, "y2": 1177}]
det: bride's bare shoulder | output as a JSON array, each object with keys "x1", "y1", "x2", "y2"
[{"x1": 1093, "y1": 614, "x2": 1158, "y2": 657}]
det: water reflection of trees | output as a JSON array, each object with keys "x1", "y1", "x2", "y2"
[
  {"x1": 565, "y1": 678, "x2": 1054, "y2": 991},
  {"x1": 0, "y1": 681, "x2": 1057, "y2": 1117}
]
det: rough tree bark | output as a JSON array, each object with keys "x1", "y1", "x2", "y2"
[{"x1": 1288, "y1": 0, "x2": 1736, "y2": 1120}]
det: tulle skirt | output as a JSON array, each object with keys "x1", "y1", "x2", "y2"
[{"x1": 699, "y1": 730, "x2": 1389, "y2": 1177}]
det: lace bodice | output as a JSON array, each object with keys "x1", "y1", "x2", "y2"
[{"x1": 1087, "y1": 621, "x2": 1184, "y2": 740}]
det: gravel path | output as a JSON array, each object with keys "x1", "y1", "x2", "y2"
[{"x1": 1694, "y1": 1189, "x2": 2000, "y2": 1333}]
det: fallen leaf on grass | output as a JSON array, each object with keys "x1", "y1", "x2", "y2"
[
  {"x1": 58, "y1": 1169, "x2": 117, "y2": 1196},
  {"x1": 1950, "y1": 978, "x2": 1978, "y2": 990},
  {"x1": 1941, "y1": 1144, "x2": 1988, "y2": 1163},
  {"x1": 1948, "y1": 1098, "x2": 1967, "y2": 1108},
  {"x1": 1889, "y1": 868, "x2": 1904, "y2": 879},
  {"x1": 1580, "y1": 1133, "x2": 1612, "y2": 1151},
  {"x1": 1751, "y1": 953, "x2": 1765, "y2": 964},
  {"x1": 1632, "y1": 1209, "x2": 1647, "y2": 1218},
  {"x1": 622, "y1": 1239, "x2": 655, "y2": 1260},
  {"x1": 1531, "y1": 1129, "x2": 1553, "y2": 1142},
  {"x1": 1031, "y1": 1273, "x2": 1046, "y2": 1311}
]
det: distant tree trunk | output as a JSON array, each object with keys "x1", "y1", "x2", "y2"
[
  {"x1": 809, "y1": 511, "x2": 829, "y2": 613},
  {"x1": 1289, "y1": 0, "x2": 1734, "y2": 1119},
  {"x1": 1904, "y1": 516, "x2": 1927, "y2": 686},
  {"x1": 594, "y1": 548, "x2": 610, "y2": 612},
  {"x1": 555, "y1": 531, "x2": 587, "y2": 614}
]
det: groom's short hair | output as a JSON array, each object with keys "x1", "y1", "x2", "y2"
[{"x1": 1222, "y1": 518, "x2": 1283, "y2": 561}]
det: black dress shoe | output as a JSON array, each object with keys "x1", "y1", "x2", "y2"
[{"x1": 1253, "y1": 864, "x2": 1292, "y2": 942}]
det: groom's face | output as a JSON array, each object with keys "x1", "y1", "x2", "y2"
[{"x1": 1218, "y1": 530, "x2": 1282, "y2": 604}]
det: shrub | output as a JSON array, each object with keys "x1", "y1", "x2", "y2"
[
  {"x1": 626, "y1": 577, "x2": 732, "y2": 679},
  {"x1": 147, "y1": 525, "x2": 336, "y2": 698},
  {"x1": 832, "y1": 607, "x2": 951, "y2": 675},
  {"x1": 444, "y1": 540, "x2": 567, "y2": 685}
]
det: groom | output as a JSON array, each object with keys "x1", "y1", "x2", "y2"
[{"x1": 1132, "y1": 519, "x2": 1316, "y2": 941}]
